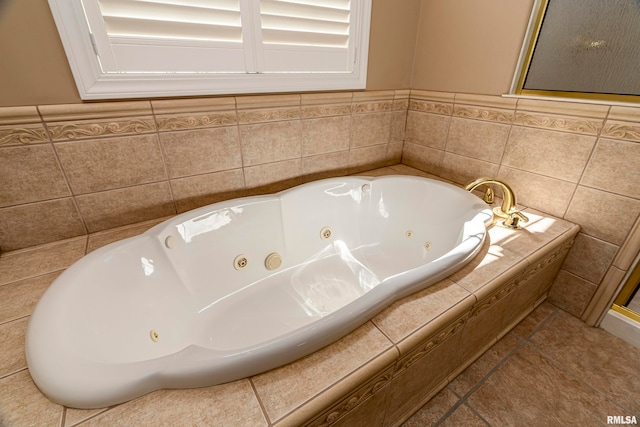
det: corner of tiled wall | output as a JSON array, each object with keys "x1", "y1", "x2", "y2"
[
  {"x1": 0, "y1": 90, "x2": 408, "y2": 253},
  {"x1": 402, "y1": 89, "x2": 640, "y2": 318}
]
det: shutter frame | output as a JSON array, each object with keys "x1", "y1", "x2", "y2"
[{"x1": 47, "y1": 0, "x2": 371, "y2": 99}]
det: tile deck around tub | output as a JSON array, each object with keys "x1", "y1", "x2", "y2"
[{"x1": 1, "y1": 165, "x2": 631, "y2": 427}]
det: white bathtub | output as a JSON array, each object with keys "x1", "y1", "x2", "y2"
[{"x1": 26, "y1": 175, "x2": 492, "y2": 408}]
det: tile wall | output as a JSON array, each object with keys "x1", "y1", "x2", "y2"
[
  {"x1": 403, "y1": 90, "x2": 640, "y2": 319},
  {"x1": 0, "y1": 90, "x2": 408, "y2": 251},
  {"x1": 1, "y1": 88, "x2": 639, "y2": 321}
]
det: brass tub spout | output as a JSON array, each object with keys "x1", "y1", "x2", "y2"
[{"x1": 465, "y1": 177, "x2": 529, "y2": 229}]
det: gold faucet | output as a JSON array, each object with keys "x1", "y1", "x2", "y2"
[{"x1": 465, "y1": 177, "x2": 529, "y2": 229}]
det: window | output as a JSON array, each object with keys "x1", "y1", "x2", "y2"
[
  {"x1": 48, "y1": 0, "x2": 371, "y2": 99},
  {"x1": 511, "y1": 0, "x2": 640, "y2": 103}
]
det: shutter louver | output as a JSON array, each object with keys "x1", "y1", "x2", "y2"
[
  {"x1": 91, "y1": 0, "x2": 246, "y2": 72},
  {"x1": 258, "y1": 0, "x2": 354, "y2": 72}
]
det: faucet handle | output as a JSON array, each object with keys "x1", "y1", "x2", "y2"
[{"x1": 503, "y1": 210, "x2": 529, "y2": 229}]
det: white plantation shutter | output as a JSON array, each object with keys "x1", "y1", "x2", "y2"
[
  {"x1": 47, "y1": 0, "x2": 371, "y2": 98},
  {"x1": 259, "y1": 0, "x2": 353, "y2": 71},
  {"x1": 85, "y1": 0, "x2": 247, "y2": 72}
]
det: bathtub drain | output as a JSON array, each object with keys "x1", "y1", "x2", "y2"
[{"x1": 150, "y1": 330, "x2": 159, "y2": 342}]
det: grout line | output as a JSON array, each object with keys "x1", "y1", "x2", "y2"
[
  {"x1": 435, "y1": 306, "x2": 560, "y2": 426},
  {"x1": 524, "y1": 316, "x2": 640, "y2": 420},
  {"x1": 248, "y1": 378, "x2": 273, "y2": 427}
]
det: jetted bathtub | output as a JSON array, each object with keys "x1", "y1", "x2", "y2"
[{"x1": 26, "y1": 175, "x2": 493, "y2": 408}]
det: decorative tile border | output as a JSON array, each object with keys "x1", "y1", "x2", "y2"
[
  {"x1": 47, "y1": 117, "x2": 157, "y2": 141},
  {"x1": 408, "y1": 99, "x2": 453, "y2": 116},
  {"x1": 454, "y1": 105, "x2": 514, "y2": 124},
  {"x1": 513, "y1": 112, "x2": 602, "y2": 135},
  {"x1": 0, "y1": 125, "x2": 49, "y2": 146},
  {"x1": 155, "y1": 111, "x2": 237, "y2": 131},
  {"x1": 306, "y1": 367, "x2": 394, "y2": 427},
  {"x1": 237, "y1": 107, "x2": 301, "y2": 124},
  {"x1": 601, "y1": 120, "x2": 640, "y2": 142},
  {"x1": 302, "y1": 104, "x2": 352, "y2": 118}
]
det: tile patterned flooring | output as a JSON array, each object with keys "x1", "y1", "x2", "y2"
[{"x1": 403, "y1": 302, "x2": 640, "y2": 427}]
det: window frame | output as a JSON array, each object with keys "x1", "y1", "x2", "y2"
[{"x1": 47, "y1": 0, "x2": 372, "y2": 100}]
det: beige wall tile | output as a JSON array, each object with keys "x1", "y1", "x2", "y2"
[
  {"x1": 565, "y1": 186, "x2": 640, "y2": 245},
  {"x1": 0, "y1": 198, "x2": 86, "y2": 251},
  {"x1": 446, "y1": 118, "x2": 510, "y2": 163},
  {"x1": 301, "y1": 116, "x2": 350, "y2": 156},
  {"x1": 170, "y1": 169, "x2": 246, "y2": 213},
  {"x1": 351, "y1": 112, "x2": 391, "y2": 148},
  {"x1": 562, "y1": 233, "x2": 619, "y2": 284},
  {"x1": 0, "y1": 237, "x2": 85, "y2": 285},
  {"x1": 0, "y1": 145, "x2": 70, "y2": 208},
  {"x1": 0, "y1": 318, "x2": 28, "y2": 378},
  {"x1": 405, "y1": 111, "x2": 450, "y2": 149},
  {"x1": 0, "y1": 371, "x2": 63, "y2": 427},
  {"x1": 0, "y1": 271, "x2": 60, "y2": 324},
  {"x1": 76, "y1": 182, "x2": 175, "y2": 233},
  {"x1": 441, "y1": 152, "x2": 499, "y2": 186},
  {"x1": 387, "y1": 141, "x2": 404, "y2": 165},
  {"x1": 497, "y1": 167, "x2": 576, "y2": 218},
  {"x1": 581, "y1": 138, "x2": 640, "y2": 199},
  {"x1": 55, "y1": 135, "x2": 167, "y2": 194},
  {"x1": 390, "y1": 110, "x2": 407, "y2": 141},
  {"x1": 348, "y1": 144, "x2": 389, "y2": 174},
  {"x1": 502, "y1": 126, "x2": 596, "y2": 183},
  {"x1": 401, "y1": 387, "x2": 460, "y2": 426},
  {"x1": 239, "y1": 121, "x2": 301, "y2": 167},
  {"x1": 159, "y1": 127, "x2": 241, "y2": 178},
  {"x1": 87, "y1": 217, "x2": 168, "y2": 253},
  {"x1": 301, "y1": 151, "x2": 350, "y2": 182},
  {"x1": 401, "y1": 142, "x2": 444, "y2": 176},
  {"x1": 244, "y1": 158, "x2": 302, "y2": 195},
  {"x1": 548, "y1": 270, "x2": 597, "y2": 317}
]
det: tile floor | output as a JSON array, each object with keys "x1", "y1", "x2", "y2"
[{"x1": 403, "y1": 302, "x2": 640, "y2": 427}]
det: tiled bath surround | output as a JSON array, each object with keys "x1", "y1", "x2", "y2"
[
  {"x1": 0, "y1": 165, "x2": 582, "y2": 426},
  {"x1": 403, "y1": 91, "x2": 640, "y2": 320},
  {"x1": 2, "y1": 89, "x2": 639, "y2": 321},
  {"x1": 0, "y1": 90, "x2": 407, "y2": 250}
]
